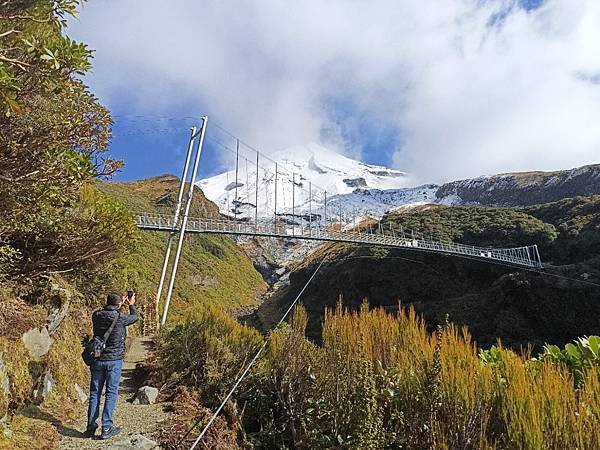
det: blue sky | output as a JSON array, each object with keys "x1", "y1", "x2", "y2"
[{"x1": 69, "y1": 0, "x2": 600, "y2": 184}]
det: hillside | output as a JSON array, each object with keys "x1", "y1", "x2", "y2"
[
  {"x1": 98, "y1": 175, "x2": 266, "y2": 321},
  {"x1": 436, "y1": 163, "x2": 600, "y2": 206},
  {"x1": 249, "y1": 201, "x2": 600, "y2": 350}
]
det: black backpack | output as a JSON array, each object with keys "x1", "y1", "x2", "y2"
[{"x1": 82, "y1": 312, "x2": 120, "y2": 366}]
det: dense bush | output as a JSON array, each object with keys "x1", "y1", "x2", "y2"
[
  {"x1": 381, "y1": 205, "x2": 558, "y2": 248},
  {"x1": 158, "y1": 302, "x2": 263, "y2": 407},
  {"x1": 162, "y1": 303, "x2": 599, "y2": 449},
  {"x1": 0, "y1": 0, "x2": 128, "y2": 285},
  {"x1": 525, "y1": 195, "x2": 600, "y2": 264}
]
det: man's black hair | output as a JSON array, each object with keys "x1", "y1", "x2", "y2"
[{"x1": 107, "y1": 292, "x2": 122, "y2": 306}]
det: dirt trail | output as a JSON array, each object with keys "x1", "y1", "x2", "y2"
[{"x1": 57, "y1": 337, "x2": 171, "y2": 449}]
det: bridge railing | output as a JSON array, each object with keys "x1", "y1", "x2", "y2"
[{"x1": 134, "y1": 212, "x2": 541, "y2": 268}]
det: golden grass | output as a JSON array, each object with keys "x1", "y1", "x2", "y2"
[{"x1": 245, "y1": 303, "x2": 600, "y2": 449}]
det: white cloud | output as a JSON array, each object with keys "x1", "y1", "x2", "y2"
[{"x1": 69, "y1": 0, "x2": 600, "y2": 183}]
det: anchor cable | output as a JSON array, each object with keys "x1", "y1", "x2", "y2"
[{"x1": 183, "y1": 257, "x2": 327, "y2": 449}]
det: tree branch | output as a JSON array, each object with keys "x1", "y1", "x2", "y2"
[
  {"x1": 0, "y1": 29, "x2": 20, "y2": 38},
  {"x1": 0, "y1": 53, "x2": 31, "y2": 69},
  {"x1": 0, "y1": 14, "x2": 51, "y2": 23}
]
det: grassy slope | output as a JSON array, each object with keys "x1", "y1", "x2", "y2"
[
  {"x1": 253, "y1": 202, "x2": 600, "y2": 350},
  {"x1": 98, "y1": 175, "x2": 266, "y2": 320}
]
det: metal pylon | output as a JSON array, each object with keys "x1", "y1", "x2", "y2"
[{"x1": 159, "y1": 116, "x2": 208, "y2": 326}]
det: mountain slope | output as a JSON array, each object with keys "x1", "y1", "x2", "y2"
[
  {"x1": 436, "y1": 163, "x2": 600, "y2": 206},
  {"x1": 249, "y1": 201, "x2": 600, "y2": 350},
  {"x1": 98, "y1": 176, "x2": 266, "y2": 320}
]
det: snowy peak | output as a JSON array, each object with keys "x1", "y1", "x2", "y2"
[
  {"x1": 197, "y1": 143, "x2": 411, "y2": 220},
  {"x1": 271, "y1": 143, "x2": 408, "y2": 192}
]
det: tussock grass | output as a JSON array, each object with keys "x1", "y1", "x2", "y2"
[{"x1": 242, "y1": 302, "x2": 600, "y2": 449}]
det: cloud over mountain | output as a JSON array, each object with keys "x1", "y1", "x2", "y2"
[{"x1": 70, "y1": 0, "x2": 600, "y2": 182}]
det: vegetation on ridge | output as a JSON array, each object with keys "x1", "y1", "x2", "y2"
[
  {"x1": 98, "y1": 176, "x2": 266, "y2": 319},
  {"x1": 252, "y1": 203, "x2": 599, "y2": 350}
]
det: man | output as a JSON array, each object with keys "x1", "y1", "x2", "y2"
[{"x1": 85, "y1": 291, "x2": 138, "y2": 439}]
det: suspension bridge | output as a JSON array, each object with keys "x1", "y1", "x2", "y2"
[{"x1": 134, "y1": 115, "x2": 543, "y2": 327}]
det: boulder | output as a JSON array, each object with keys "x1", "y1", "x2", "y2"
[
  {"x1": 34, "y1": 371, "x2": 55, "y2": 401},
  {"x1": 46, "y1": 301, "x2": 69, "y2": 335},
  {"x1": 136, "y1": 386, "x2": 159, "y2": 405},
  {"x1": 74, "y1": 383, "x2": 88, "y2": 404},
  {"x1": 106, "y1": 434, "x2": 159, "y2": 450},
  {"x1": 0, "y1": 352, "x2": 9, "y2": 422},
  {"x1": 22, "y1": 327, "x2": 52, "y2": 357}
]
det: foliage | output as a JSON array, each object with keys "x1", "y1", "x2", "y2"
[
  {"x1": 538, "y1": 336, "x2": 600, "y2": 386},
  {"x1": 165, "y1": 303, "x2": 599, "y2": 449},
  {"x1": 0, "y1": 0, "x2": 124, "y2": 283},
  {"x1": 158, "y1": 302, "x2": 263, "y2": 407},
  {"x1": 247, "y1": 305, "x2": 599, "y2": 448},
  {"x1": 381, "y1": 205, "x2": 558, "y2": 248}
]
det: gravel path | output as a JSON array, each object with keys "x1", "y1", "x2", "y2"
[{"x1": 57, "y1": 337, "x2": 171, "y2": 449}]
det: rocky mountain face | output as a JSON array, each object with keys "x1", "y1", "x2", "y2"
[{"x1": 436, "y1": 164, "x2": 600, "y2": 207}]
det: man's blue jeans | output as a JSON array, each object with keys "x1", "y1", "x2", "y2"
[{"x1": 86, "y1": 359, "x2": 123, "y2": 432}]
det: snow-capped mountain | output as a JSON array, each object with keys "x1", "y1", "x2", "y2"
[
  {"x1": 198, "y1": 143, "x2": 600, "y2": 225},
  {"x1": 197, "y1": 143, "x2": 425, "y2": 223}
]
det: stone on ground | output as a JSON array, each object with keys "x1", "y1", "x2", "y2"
[
  {"x1": 136, "y1": 386, "x2": 159, "y2": 405},
  {"x1": 46, "y1": 301, "x2": 70, "y2": 335},
  {"x1": 74, "y1": 383, "x2": 87, "y2": 403},
  {"x1": 106, "y1": 434, "x2": 159, "y2": 450},
  {"x1": 34, "y1": 370, "x2": 55, "y2": 401}
]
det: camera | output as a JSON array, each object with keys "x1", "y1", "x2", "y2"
[{"x1": 127, "y1": 289, "x2": 134, "y2": 299}]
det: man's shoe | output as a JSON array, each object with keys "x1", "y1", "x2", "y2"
[
  {"x1": 100, "y1": 426, "x2": 121, "y2": 439},
  {"x1": 83, "y1": 428, "x2": 96, "y2": 438}
]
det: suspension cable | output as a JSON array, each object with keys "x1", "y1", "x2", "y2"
[{"x1": 182, "y1": 258, "x2": 327, "y2": 449}]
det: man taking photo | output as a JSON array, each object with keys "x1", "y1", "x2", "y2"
[{"x1": 85, "y1": 291, "x2": 138, "y2": 439}]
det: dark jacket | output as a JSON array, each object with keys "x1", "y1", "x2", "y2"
[{"x1": 91, "y1": 304, "x2": 139, "y2": 361}]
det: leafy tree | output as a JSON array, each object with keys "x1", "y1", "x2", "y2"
[{"x1": 0, "y1": 1, "x2": 126, "y2": 281}]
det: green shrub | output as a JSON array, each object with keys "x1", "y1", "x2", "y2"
[
  {"x1": 538, "y1": 335, "x2": 600, "y2": 386},
  {"x1": 158, "y1": 302, "x2": 263, "y2": 406}
]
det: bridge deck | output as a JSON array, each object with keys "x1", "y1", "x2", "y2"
[{"x1": 135, "y1": 213, "x2": 542, "y2": 268}]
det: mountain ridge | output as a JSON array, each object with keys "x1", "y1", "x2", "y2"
[{"x1": 197, "y1": 143, "x2": 600, "y2": 219}]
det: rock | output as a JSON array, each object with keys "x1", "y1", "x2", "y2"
[
  {"x1": 22, "y1": 327, "x2": 52, "y2": 357},
  {"x1": 50, "y1": 280, "x2": 74, "y2": 302},
  {"x1": 0, "y1": 352, "x2": 9, "y2": 423},
  {"x1": 74, "y1": 383, "x2": 87, "y2": 404},
  {"x1": 46, "y1": 301, "x2": 69, "y2": 335},
  {"x1": 34, "y1": 371, "x2": 55, "y2": 401},
  {"x1": 106, "y1": 434, "x2": 159, "y2": 450},
  {"x1": 136, "y1": 386, "x2": 159, "y2": 405}
]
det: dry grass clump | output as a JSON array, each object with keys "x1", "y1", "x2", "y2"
[
  {"x1": 160, "y1": 301, "x2": 599, "y2": 449},
  {"x1": 244, "y1": 302, "x2": 600, "y2": 449}
]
